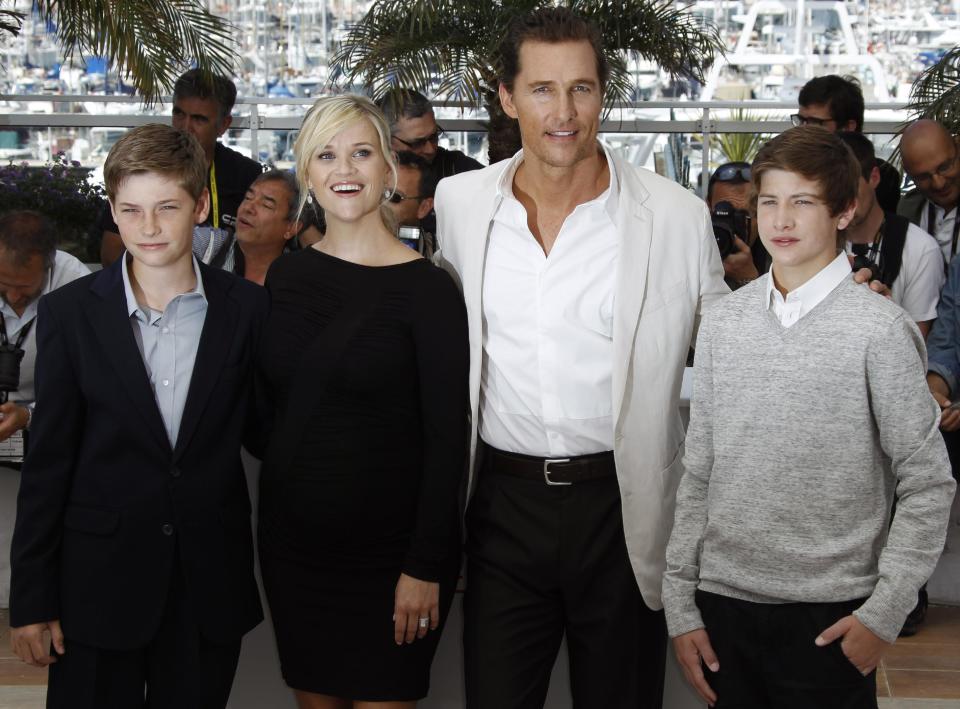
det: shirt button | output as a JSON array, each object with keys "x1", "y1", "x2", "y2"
[
  {"x1": 170, "y1": 466, "x2": 181, "y2": 478},
  {"x1": 161, "y1": 523, "x2": 174, "y2": 536},
  {"x1": 161, "y1": 326, "x2": 170, "y2": 334},
  {"x1": 162, "y1": 379, "x2": 170, "y2": 387}
]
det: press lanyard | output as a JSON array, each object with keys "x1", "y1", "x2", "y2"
[
  {"x1": 209, "y1": 160, "x2": 220, "y2": 229},
  {"x1": 0, "y1": 311, "x2": 34, "y2": 350},
  {"x1": 928, "y1": 201, "x2": 960, "y2": 262}
]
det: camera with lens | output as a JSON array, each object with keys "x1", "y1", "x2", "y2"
[
  {"x1": 0, "y1": 343, "x2": 24, "y2": 402},
  {"x1": 850, "y1": 244, "x2": 881, "y2": 282},
  {"x1": 711, "y1": 201, "x2": 751, "y2": 259}
]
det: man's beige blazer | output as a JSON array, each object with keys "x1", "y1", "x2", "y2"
[{"x1": 435, "y1": 148, "x2": 729, "y2": 609}]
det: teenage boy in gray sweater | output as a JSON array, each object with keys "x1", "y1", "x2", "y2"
[{"x1": 663, "y1": 126, "x2": 956, "y2": 709}]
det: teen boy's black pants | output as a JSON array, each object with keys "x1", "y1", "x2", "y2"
[
  {"x1": 46, "y1": 546, "x2": 241, "y2": 709},
  {"x1": 463, "y1": 443, "x2": 667, "y2": 709},
  {"x1": 696, "y1": 590, "x2": 878, "y2": 709}
]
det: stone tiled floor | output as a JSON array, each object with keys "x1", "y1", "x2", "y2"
[{"x1": 2, "y1": 608, "x2": 960, "y2": 708}]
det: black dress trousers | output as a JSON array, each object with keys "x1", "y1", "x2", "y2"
[
  {"x1": 463, "y1": 445, "x2": 667, "y2": 709},
  {"x1": 696, "y1": 590, "x2": 877, "y2": 709},
  {"x1": 46, "y1": 549, "x2": 241, "y2": 709}
]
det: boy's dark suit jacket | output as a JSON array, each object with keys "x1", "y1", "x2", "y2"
[{"x1": 9, "y1": 259, "x2": 266, "y2": 650}]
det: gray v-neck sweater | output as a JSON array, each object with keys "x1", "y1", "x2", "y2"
[{"x1": 663, "y1": 276, "x2": 956, "y2": 643}]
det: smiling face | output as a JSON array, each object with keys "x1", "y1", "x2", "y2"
[
  {"x1": 902, "y1": 129, "x2": 960, "y2": 210},
  {"x1": 306, "y1": 118, "x2": 392, "y2": 230},
  {"x1": 235, "y1": 178, "x2": 296, "y2": 249},
  {"x1": 499, "y1": 39, "x2": 603, "y2": 172},
  {"x1": 757, "y1": 168, "x2": 855, "y2": 290},
  {"x1": 111, "y1": 172, "x2": 209, "y2": 271}
]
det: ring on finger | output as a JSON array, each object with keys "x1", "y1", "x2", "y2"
[{"x1": 418, "y1": 616, "x2": 430, "y2": 629}]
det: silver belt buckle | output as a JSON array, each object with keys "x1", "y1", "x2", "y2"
[{"x1": 543, "y1": 458, "x2": 572, "y2": 486}]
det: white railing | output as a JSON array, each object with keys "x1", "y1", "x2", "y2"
[{"x1": 0, "y1": 94, "x2": 913, "y2": 194}]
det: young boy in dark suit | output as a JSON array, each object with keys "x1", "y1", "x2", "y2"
[{"x1": 9, "y1": 124, "x2": 267, "y2": 708}]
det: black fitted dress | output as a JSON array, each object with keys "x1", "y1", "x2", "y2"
[{"x1": 257, "y1": 247, "x2": 468, "y2": 701}]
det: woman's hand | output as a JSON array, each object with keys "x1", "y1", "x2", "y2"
[{"x1": 393, "y1": 573, "x2": 440, "y2": 645}]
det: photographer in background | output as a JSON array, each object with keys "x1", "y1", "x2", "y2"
[
  {"x1": 793, "y1": 74, "x2": 903, "y2": 213},
  {"x1": 838, "y1": 132, "x2": 943, "y2": 338},
  {"x1": 707, "y1": 161, "x2": 769, "y2": 289},
  {"x1": 0, "y1": 210, "x2": 89, "y2": 608},
  {"x1": 387, "y1": 151, "x2": 438, "y2": 256}
]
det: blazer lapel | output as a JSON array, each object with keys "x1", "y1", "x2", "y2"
[
  {"x1": 86, "y1": 264, "x2": 172, "y2": 456},
  {"x1": 612, "y1": 158, "x2": 654, "y2": 428},
  {"x1": 173, "y1": 268, "x2": 237, "y2": 460}
]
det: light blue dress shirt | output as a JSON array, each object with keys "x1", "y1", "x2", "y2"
[{"x1": 121, "y1": 256, "x2": 208, "y2": 447}]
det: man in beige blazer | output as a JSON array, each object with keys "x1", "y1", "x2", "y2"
[{"x1": 434, "y1": 8, "x2": 727, "y2": 709}]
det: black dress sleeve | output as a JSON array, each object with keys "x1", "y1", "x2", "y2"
[{"x1": 401, "y1": 267, "x2": 470, "y2": 581}]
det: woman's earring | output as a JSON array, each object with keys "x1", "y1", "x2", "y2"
[
  {"x1": 383, "y1": 188, "x2": 391, "y2": 200},
  {"x1": 307, "y1": 190, "x2": 315, "y2": 205}
]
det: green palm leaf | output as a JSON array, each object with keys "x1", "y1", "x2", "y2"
[
  {"x1": 906, "y1": 47, "x2": 960, "y2": 132},
  {"x1": 333, "y1": 0, "x2": 724, "y2": 161},
  {"x1": 0, "y1": 9, "x2": 24, "y2": 36}
]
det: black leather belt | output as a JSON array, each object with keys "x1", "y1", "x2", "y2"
[{"x1": 484, "y1": 444, "x2": 616, "y2": 486}]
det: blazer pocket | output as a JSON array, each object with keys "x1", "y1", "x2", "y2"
[
  {"x1": 659, "y1": 445, "x2": 685, "y2": 500},
  {"x1": 643, "y1": 279, "x2": 689, "y2": 315},
  {"x1": 63, "y1": 505, "x2": 120, "y2": 536}
]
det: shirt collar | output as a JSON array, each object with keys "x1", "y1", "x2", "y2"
[
  {"x1": 765, "y1": 252, "x2": 851, "y2": 312},
  {"x1": 122, "y1": 253, "x2": 207, "y2": 320},
  {"x1": 495, "y1": 141, "x2": 620, "y2": 219}
]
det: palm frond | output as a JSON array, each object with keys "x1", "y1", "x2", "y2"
[
  {"x1": 906, "y1": 47, "x2": 960, "y2": 133},
  {"x1": 334, "y1": 0, "x2": 723, "y2": 161},
  {"x1": 33, "y1": 0, "x2": 238, "y2": 103},
  {"x1": 714, "y1": 109, "x2": 769, "y2": 163},
  {"x1": 334, "y1": 0, "x2": 722, "y2": 107},
  {"x1": 333, "y1": 0, "x2": 505, "y2": 104},
  {"x1": 0, "y1": 9, "x2": 25, "y2": 37},
  {"x1": 574, "y1": 0, "x2": 724, "y2": 82}
]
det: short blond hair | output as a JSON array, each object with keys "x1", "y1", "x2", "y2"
[
  {"x1": 293, "y1": 95, "x2": 398, "y2": 230},
  {"x1": 104, "y1": 124, "x2": 207, "y2": 202}
]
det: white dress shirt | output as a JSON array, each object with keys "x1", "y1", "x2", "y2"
[
  {"x1": 765, "y1": 252, "x2": 851, "y2": 327},
  {"x1": 122, "y1": 255, "x2": 207, "y2": 446},
  {"x1": 479, "y1": 147, "x2": 619, "y2": 458},
  {"x1": 845, "y1": 223, "x2": 944, "y2": 323},
  {"x1": 919, "y1": 203, "x2": 958, "y2": 266}
]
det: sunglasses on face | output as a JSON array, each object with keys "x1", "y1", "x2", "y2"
[
  {"x1": 393, "y1": 127, "x2": 444, "y2": 151},
  {"x1": 790, "y1": 113, "x2": 835, "y2": 127},
  {"x1": 388, "y1": 192, "x2": 424, "y2": 203},
  {"x1": 712, "y1": 163, "x2": 751, "y2": 183}
]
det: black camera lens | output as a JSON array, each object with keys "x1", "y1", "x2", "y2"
[
  {"x1": 0, "y1": 345, "x2": 25, "y2": 393},
  {"x1": 711, "y1": 201, "x2": 740, "y2": 259},
  {"x1": 713, "y1": 223, "x2": 736, "y2": 259}
]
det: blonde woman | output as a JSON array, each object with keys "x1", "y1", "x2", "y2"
[{"x1": 256, "y1": 95, "x2": 468, "y2": 708}]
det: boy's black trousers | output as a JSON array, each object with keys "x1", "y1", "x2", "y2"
[{"x1": 696, "y1": 590, "x2": 878, "y2": 709}]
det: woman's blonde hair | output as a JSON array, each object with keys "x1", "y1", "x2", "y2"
[{"x1": 293, "y1": 94, "x2": 398, "y2": 232}]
